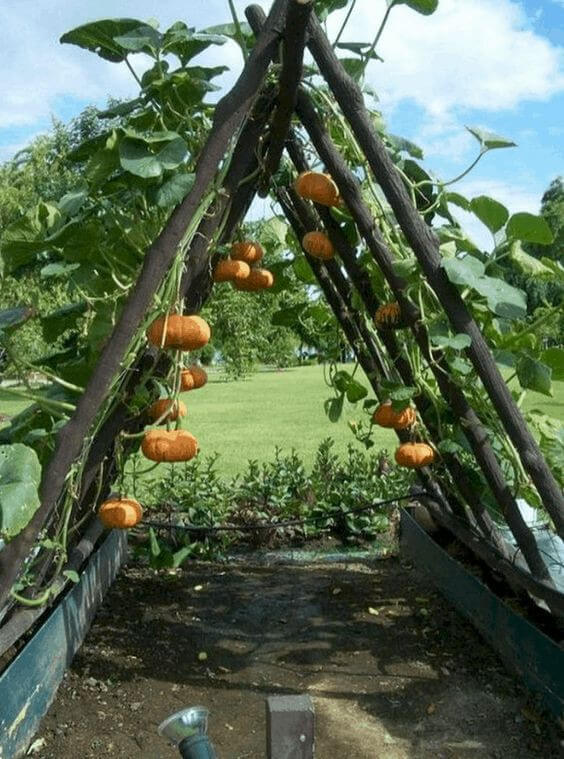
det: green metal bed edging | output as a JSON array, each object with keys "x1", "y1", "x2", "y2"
[
  {"x1": 0, "y1": 529, "x2": 127, "y2": 759},
  {"x1": 400, "y1": 507, "x2": 564, "y2": 720}
]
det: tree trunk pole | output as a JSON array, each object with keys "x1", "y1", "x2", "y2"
[{"x1": 306, "y1": 14, "x2": 564, "y2": 536}]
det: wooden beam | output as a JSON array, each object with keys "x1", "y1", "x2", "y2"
[
  {"x1": 306, "y1": 13, "x2": 564, "y2": 536},
  {"x1": 258, "y1": 0, "x2": 313, "y2": 196},
  {"x1": 0, "y1": 0, "x2": 289, "y2": 610}
]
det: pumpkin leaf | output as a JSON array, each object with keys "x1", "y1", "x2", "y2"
[
  {"x1": 516, "y1": 355, "x2": 552, "y2": 396},
  {"x1": 151, "y1": 173, "x2": 195, "y2": 207},
  {"x1": 508, "y1": 241, "x2": 555, "y2": 277},
  {"x1": 506, "y1": 213, "x2": 554, "y2": 245},
  {"x1": 466, "y1": 126, "x2": 516, "y2": 151},
  {"x1": 470, "y1": 195, "x2": 509, "y2": 233},
  {"x1": 541, "y1": 348, "x2": 564, "y2": 382},
  {"x1": 60, "y1": 19, "x2": 149, "y2": 62},
  {"x1": 442, "y1": 255, "x2": 485, "y2": 286},
  {"x1": 346, "y1": 379, "x2": 368, "y2": 403},
  {"x1": 0, "y1": 306, "x2": 36, "y2": 338},
  {"x1": 324, "y1": 394, "x2": 344, "y2": 423},
  {"x1": 0, "y1": 444, "x2": 42, "y2": 540},
  {"x1": 394, "y1": 0, "x2": 438, "y2": 15},
  {"x1": 119, "y1": 136, "x2": 188, "y2": 178},
  {"x1": 389, "y1": 386, "x2": 416, "y2": 412}
]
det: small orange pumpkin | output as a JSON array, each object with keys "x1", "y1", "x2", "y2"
[
  {"x1": 294, "y1": 171, "x2": 340, "y2": 207},
  {"x1": 395, "y1": 442, "x2": 435, "y2": 468},
  {"x1": 231, "y1": 241, "x2": 264, "y2": 264},
  {"x1": 148, "y1": 399, "x2": 187, "y2": 422},
  {"x1": 141, "y1": 429, "x2": 199, "y2": 462},
  {"x1": 372, "y1": 402, "x2": 416, "y2": 430},
  {"x1": 180, "y1": 365, "x2": 208, "y2": 391},
  {"x1": 233, "y1": 268, "x2": 274, "y2": 291},
  {"x1": 302, "y1": 231, "x2": 334, "y2": 260},
  {"x1": 213, "y1": 259, "x2": 251, "y2": 283},
  {"x1": 147, "y1": 314, "x2": 211, "y2": 350},
  {"x1": 98, "y1": 497, "x2": 143, "y2": 529},
  {"x1": 374, "y1": 302, "x2": 402, "y2": 329}
]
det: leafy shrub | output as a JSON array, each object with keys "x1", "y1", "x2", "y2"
[{"x1": 125, "y1": 438, "x2": 414, "y2": 563}]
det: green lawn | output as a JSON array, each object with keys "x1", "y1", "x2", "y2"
[
  {"x1": 180, "y1": 366, "x2": 398, "y2": 477},
  {"x1": 2, "y1": 366, "x2": 563, "y2": 479}
]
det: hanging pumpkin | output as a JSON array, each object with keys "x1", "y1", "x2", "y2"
[
  {"x1": 233, "y1": 268, "x2": 274, "y2": 291},
  {"x1": 374, "y1": 302, "x2": 402, "y2": 329},
  {"x1": 372, "y1": 402, "x2": 416, "y2": 430},
  {"x1": 294, "y1": 171, "x2": 340, "y2": 207},
  {"x1": 214, "y1": 259, "x2": 251, "y2": 283},
  {"x1": 98, "y1": 497, "x2": 143, "y2": 529},
  {"x1": 142, "y1": 429, "x2": 199, "y2": 462},
  {"x1": 231, "y1": 241, "x2": 264, "y2": 264},
  {"x1": 302, "y1": 231, "x2": 334, "y2": 260},
  {"x1": 180, "y1": 365, "x2": 208, "y2": 391},
  {"x1": 395, "y1": 442, "x2": 435, "y2": 468},
  {"x1": 148, "y1": 399, "x2": 187, "y2": 422},
  {"x1": 147, "y1": 314, "x2": 210, "y2": 350}
]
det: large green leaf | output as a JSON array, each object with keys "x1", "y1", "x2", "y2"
[
  {"x1": 394, "y1": 0, "x2": 438, "y2": 15},
  {"x1": 119, "y1": 136, "x2": 188, "y2": 178},
  {"x1": 162, "y1": 23, "x2": 226, "y2": 65},
  {"x1": 470, "y1": 195, "x2": 509, "y2": 233},
  {"x1": 473, "y1": 276, "x2": 527, "y2": 319},
  {"x1": 516, "y1": 355, "x2": 552, "y2": 396},
  {"x1": 60, "y1": 19, "x2": 149, "y2": 62},
  {"x1": 113, "y1": 25, "x2": 162, "y2": 56},
  {"x1": 509, "y1": 241, "x2": 555, "y2": 277},
  {"x1": 466, "y1": 126, "x2": 516, "y2": 151},
  {"x1": 0, "y1": 307, "x2": 36, "y2": 338},
  {"x1": 152, "y1": 173, "x2": 195, "y2": 207},
  {"x1": 429, "y1": 331, "x2": 472, "y2": 351},
  {"x1": 42, "y1": 302, "x2": 88, "y2": 342},
  {"x1": 0, "y1": 444, "x2": 42, "y2": 539},
  {"x1": 442, "y1": 255, "x2": 485, "y2": 286},
  {"x1": 346, "y1": 379, "x2": 368, "y2": 403},
  {"x1": 271, "y1": 302, "x2": 308, "y2": 327},
  {"x1": 541, "y1": 348, "x2": 564, "y2": 382},
  {"x1": 506, "y1": 213, "x2": 554, "y2": 245}
]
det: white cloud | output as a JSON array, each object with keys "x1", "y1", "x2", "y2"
[
  {"x1": 330, "y1": 0, "x2": 564, "y2": 117},
  {"x1": 447, "y1": 177, "x2": 542, "y2": 251}
]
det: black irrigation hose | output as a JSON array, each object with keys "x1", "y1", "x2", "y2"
[{"x1": 142, "y1": 492, "x2": 417, "y2": 534}]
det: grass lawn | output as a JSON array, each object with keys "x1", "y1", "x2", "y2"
[
  {"x1": 180, "y1": 366, "x2": 398, "y2": 477},
  {"x1": 2, "y1": 366, "x2": 563, "y2": 479}
]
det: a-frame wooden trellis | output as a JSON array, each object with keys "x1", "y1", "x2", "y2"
[{"x1": 1, "y1": 0, "x2": 563, "y2": 646}]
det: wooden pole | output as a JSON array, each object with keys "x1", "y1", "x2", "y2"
[
  {"x1": 258, "y1": 0, "x2": 313, "y2": 196},
  {"x1": 0, "y1": 0, "x2": 289, "y2": 609},
  {"x1": 306, "y1": 13, "x2": 564, "y2": 536}
]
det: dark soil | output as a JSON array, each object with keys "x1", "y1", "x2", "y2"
[{"x1": 35, "y1": 558, "x2": 562, "y2": 758}]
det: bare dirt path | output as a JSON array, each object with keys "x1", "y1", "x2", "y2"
[{"x1": 35, "y1": 558, "x2": 562, "y2": 758}]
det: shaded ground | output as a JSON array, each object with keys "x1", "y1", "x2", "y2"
[{"x1": 36, "y1": 558, "x2": 562, "y2": 758}]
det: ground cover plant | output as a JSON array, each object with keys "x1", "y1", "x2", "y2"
[{"x1": 0, "y1": 0, "x2": 562, "y2": 636}]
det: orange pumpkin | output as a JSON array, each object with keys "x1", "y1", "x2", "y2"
[
  {"x1": 141, "y1": 429, "x2": 198, "y2": 462},
  {"x1": 294, "y1": 171, "x2": 340, "y2": 207},
  {"x1": 233, "y1": 268, "x2": 274, "y2": 291},
  {"x1": 395, "y1": 442, "x2": 435, "y2": 468},
  {"x1": 372, "y1": 402, "x2": 416, "y2": 430},
  {"x1": 180, "y1": 365, "x2": 208, "y2": 391},
  {"x1": 148, "y1": 399, "x2": 187, "y2": 422},
  {"x1": 98, "y1": 497, "x2": 143, "y2": 529},
  {"x1": 374, "y1": 302, "x2": 402, "y2": 329},
  {"x1": 231, "y1": 241, "x2": 264, "y2": 264},
  {"x1": 147, "y1": 314, "x2": 210, "y2": 350},
  {"x1": 302, "y1": 231, "x2": 334, "y2": 260},
  {"x1": 214, "y1": 259, "x2": 251, "y2": 283}
]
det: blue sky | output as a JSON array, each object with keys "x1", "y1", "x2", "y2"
[{"x1": 1, "y1": 0, "x2": 562, "y2": 247}]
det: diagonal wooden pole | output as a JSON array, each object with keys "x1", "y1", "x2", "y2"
[
  {"x1": 305, "y1": 13, "x2": 564, "y2": 536},
  {"x1": 0, "y1": 0, "x2": 289, "y2": 609},
  {"x1": 258, "y1": 0, "x2": 313, "y2": 196},
  {"x1": 245, "y1": 5, "x2": 554, "y2": 589}
]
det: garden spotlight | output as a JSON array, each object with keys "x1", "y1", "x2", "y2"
[{"x1": 158, "y1": 706, "x2": 217, "y2": 758}]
